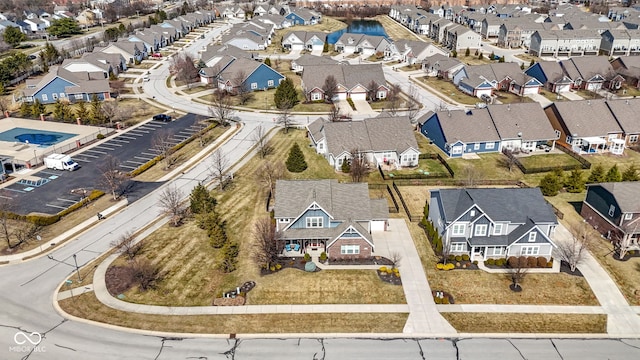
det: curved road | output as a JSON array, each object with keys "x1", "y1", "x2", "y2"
[{"x1": 1, "y1": 18, "x2": 640, "y2": 360}]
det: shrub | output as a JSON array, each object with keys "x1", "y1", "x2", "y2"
[
  {"x1": 495, "y1": 258, "x2": 506, "y2": 267},
  {"x1": 546, "y1": 261, "x2": 553, "y2": 268},
  {"x1": 436, "y1": 263, "x2": 444, "y2": 270},
  {"x1": 448, "y1": 255, "x2": 455, "y2": 262},
  {"x1": 269, "y1": 266, "x2": 275, "y2": 272},
  {"x1": 507, "y1": 256, "x2": 519, "y2": 268},
  {"x1": 473, "y1": 260, "x2": 478, "y2": 265},
  {"x1": 96, "y1": 133, "x2": 105, "y2": 140},
  {"x1": 485, "y1": 258, "x2": 495, "y2": 266},
  {"x1": 537, "y1": 256, "x2": 547, "y2": 268},
  {"x1": 304, "y1": 253, "x2": 311, "y2": 261},
  {"x1": 275, "y1": 264, "x2": 282, "y2": 270},
  {"x1": 434, "y1": 296, "x2": 442, "y2": 304},
  {"x1": 444, "y1": 263, "x2": 455, "y2": 270},
  {"x1": 320, "y1": 252, "x2": 327, "y2": 261},
  {"x1": 461, "y1": 254, "x2": 470, "y2": 261},
  {"x1": 394, "y1": 272, "x2": 400, "y2": 278},
  {"x1": 380, "y1": 266, "x2": 388, "y2": 272},
  {"x1": 441, "y1": 296, "x2": 450, "y2": 304},
  {"x1": 454, "y1": 255, "x2": 462, "y2": 262},
  {"x1": 527, "y1": 256, "x2": 537, "y2": 268},
  {"x1": 518, "y1": 256, "x2": 528, "y2": 268}
]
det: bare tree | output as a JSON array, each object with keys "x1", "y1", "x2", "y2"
[
  {"x1": 349, "y1": 148, "x2": 369, "y2": 182},
  {"x1": 367, "y1": 80, "x2": 379, "y2": 101},
  {"x1": 390, "y1": 251, "x2": 402, "y2": 270},
  {"x1": 98, "y1": 154, "x2": 128, "y2": 200},
  {"x1": 276, "y1": 100, "x2": 294, "y2": 133},
  {"x1": 500, "y1": 148, "x2": 519, "y2": 172},
  {"x1": 170, "y1": 52, "x2": 199, "y2": 88},
  {"x1": 234, "y1": 70, "x2": 253, "y2": 105},
  {"x1": 328, "y1": 104, "x2": 342, "y2": 122},
  {"x1": 613, "y1": 219, "x2": 640, "y2": 260},
  {"x1": 158, "y1": 185, "x2": 186, "y2": 227},
  {"x1": 110, "y1": 230, "x2": 140, "y2": 260},
  {"x1": 554, "y1": 223, "x2": 591, "y2": 272},
  {"x1": 209, "y1": 91, "x2": 236, "y2": 126},
  {"x1": 0, "y1": 199, "x2": 40, "y2": 249},
  {"x1": 209, "y1": 148, "x2": 229, "y2": 190},
  {"x1": 109, "y1": 80, "x2": 126, "y2": 98},
  {"x1": 509, "y1": 260, "x2": 528, "y2": 291},
  {"x1": 387, "y1": 83, "x2": 402, "y2": 116},
  {"x1": 256, "y1": 161, "x2": 285, "y2": 195},
  {"x1": 405, "y1": 84, "x2": 420, "y2": 124},
  {"x1": 194, "y1": 115, "x2": 210, "y2": 147},
  {"x1": 151, "y1": 129, "x2": 176, "y2": 170},
  {"x1": 131, "y1": 258, "x2": 161, "y2": 291},
  {"x1": 461, "y1": 164, "x2": 479, "y2": 187},
  {"x1": 101, "y1": 100, "x2": 125, "y2": 127},
  {"x1": 253, "y1": 124, "x2": 271, "y2": 158},
  {"x1": 322, "y1": 75, "x2": 338, "y2": 103},
  {"x1": 252, "y1": 217, "x2": 281, "y2": 269},
  {"x1": 0, "y1": 96, "x2": 9, "y2": 117}
]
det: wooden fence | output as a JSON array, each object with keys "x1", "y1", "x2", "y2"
[
  {"x1": 368, "y1": 183, "x2": 399, "y2": 213},
  {"x1": 392, "y1": 181, "x2": 419, "y2": 222}
]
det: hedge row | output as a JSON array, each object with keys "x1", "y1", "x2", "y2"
[{"x1": 4, "y1": 189, "x2": 105, "y2": 226}]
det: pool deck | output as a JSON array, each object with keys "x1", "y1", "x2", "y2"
[{"x1": 0, "y1": 117, "x2": 104, "y2": 164}]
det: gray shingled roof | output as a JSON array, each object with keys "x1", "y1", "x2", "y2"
[
  {"x1": 606, "y1": 98, "x2": 640, "y2": 134},
  {"x1": 535, "y1": 61, "x2": 572, "y2": 83},
  {"x1": 597, "y1": 182, "x2": 640, "y2": 213},
  {"x1": 292, "y1": 54, "x2": 338, "y2": 68},
  {"x1": 274, "y1": 179, "x2": 372, "y2": 221},
  {"x1": 436, "y1": 187, "x2": 557, "y2": 224},
  {"x1": 433, "y1": 108, "x2": 501, "y2": 143},
  {"x1": 487, "y1": 103, "x2": 557, "y2": 141},
  {"x1": 302, "y1": 63, "x2": 386, "y2": 93},
  {"x1": 307, "y1": 117, "x2": 328, "y2": 143},
  {"x1": 562, "y1": 56, "x2": 617, "y2": 82},
  {"x1": 550, "y1": 99, "x2": 623, "y2": 137}
]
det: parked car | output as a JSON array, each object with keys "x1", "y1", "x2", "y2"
[
  {"x1": 480, "y1": 94, "x2": 492, "y2": 102},
  {"x1": 151, "y1": 52, "x2": 162, "y2": 58},
  {"x1": 142, "y1": 74, "x2": 150, "y2": 82},
  {"x1": 152, "y1": 114, "x2": 172, "y2": 122}
]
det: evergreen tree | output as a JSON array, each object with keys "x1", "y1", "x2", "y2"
[
  {"x1": 529, "y1": 59, "x2": 535, "y2": 67},
  {"x1": 465, "y1": 47, "x2": 470, "y2": 57},
  {"x1": 75, "y1": 100, "x2": 88, "y2": 121},
  {"x1": 208, "y1": 212, "x2": 228, "y2": 248},
  {"x1": 323, "y1": 41, "x2": 329, "y2": 53},
  {"x1": 53, "y1": 99, "x2": 65, "y2": 121},
  {"x1": 30, "y1": 99, "x2": 44, "y2": 118},
  {"x1": 499, "y1": 56, "x2": 505, "y2": 63},
  {"x1": 190, "y1": 183, "x2": 217, "y2": 215},
  {"x1": 264, "y1": 57, "x2": 271, "y2": 67},
  {"x1": 490, "y1": 51, "x2": 495, "y2": 60},
  {"x1": 564, "y1": 169, "x2": 585, "y2": 193},
  {"x1": 451, "y1": 50, "x2": 457, "y2": 58},
  {"x1": 539, "y1": 173, "x2": 561, "y2": 196},
  {"x1": 89, "y1": 94, "x2": 104, "y2": 124},
  {"x1": 622, "y1": 164, "x2": 639, "y2": 181},
  {"x1": 0, "y1": 82, "x2": 5, "y2": 95},
  {"x1": 274, "y1": 77, "x2": 298, "y2": 109},
  {"x1": 341, "y1": 158, "x2": 351, "y2": 173},
  {"x1": 605, "y1": 164, "x2": 622, "y2": 182},
  {"x1": 587, "y1": 164, "x2": 605, "y2": 183},
  {"x1": 478, "y1": 52, "x2": 484, "y2": 60},
  {"x1": 220, "y1": 241, "x2": 239, "y2": 273},
  {"x1": 286, "y1": 143, "x2": 307, "y2": 173},
  {"x1": 520, "y1": 63, "x2": 525, "y2": 70},
  {"x1": 20, "y1": 102, "x2": 31, "y2": 117}
]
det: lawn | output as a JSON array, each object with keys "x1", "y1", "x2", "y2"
[
  {"x1": 181, "y1": 85, "x2": 211, "y2": 95},
  {"x1": 417, "y1": 76, "x2": 479, "y2": 105},
  {"x1": 457, "y1": 54, "x2": 493, "y2": 66},
  {"x1": 447, "y1": 152, "x2": 523, "y2": 181},
  {"x1": 442, "y1": 313, "x2": 607, "y2": 333},
  {"x1": 59, "y1": 293, "x2": 408, "y2": 333},
  {"x1": 517, "y1": 153, "x2": 583, "y2": 170},
  {"x1": 493, "y1": 91, "x2": 534, "y2": 104},
  {"x1": 248, "y1": 269, "x2": 406, "y2": 305},
  {"x1": 539, "y1": 90, "x2": 567, "y2": 102},
  {"x1": 385, "y1": 158, "x2": 450, "y2": 179},
  {"x1": 375, "y1": 15, "x2": 424, "y2": 42}
]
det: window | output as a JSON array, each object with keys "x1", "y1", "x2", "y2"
[
  {"x1": 318, "y1": 143, "x2": 323, "y2": 150},
  {"x1": 608, "y1": 134, "x2": 617, "y2": 141},
  {"x1": 485, "y1": 142, "x2": 495, "y2": 149},
  {"x1": 451, "y1": 146, "x2": 463, "y2": 154},
  {"x1": 520, "y1": 246, "x2": 539, "y2": 256},
  {"x1": 470, "y1": 210, "x2": 476, "y2": 217},
  {"x1": 494, "y1": 223, "x2": 503, "y2": 235},
  {"x1": 377, "y1": 91, "x2": 386, "y2": 99},
  {"x1": 629, "y1": 135, "x2": 638, "y2": 143},
  {"x1": 306, "y1": 217, "x2": 323, "y2": 228},
  {"x1": 450, "y1": 243, "x2": 465, "y2": 252},
  {"x1": 528, "y1": 232, "x2": 537, "y2": 242},
  {"x1": 609, "y1": 205, "x2": 616, "y2": 217},
  {"x1": 268, "y1": 80, "x2": 274, "y2": 87},
  {"x1": 312, "y1": 93, "x2": 322, "y2": 101},
  {"x1": 251, "y1": 82, "x2": 257, "y2": 89},
  {"x1": 74, "y1": 94, "x2": 83, "y2": 100},
  {"x1": 474, "y1": 224, "x2": 488, "y2": 236},
  {"x1": 341, "y1": 244, "x2": 360, "y2": 254},
  {"x1": 41, "y1": 94, "x2": 48, "y2": 101},
  {"x1": 624, "y1": 213, "x2": 633, "y2": 220},
  {"x1": 278, "y1": 218, "x2": 290, "y2": 223},
  {"x1": 451, "y1": 224, "x2": 465, "y2": 236},
  {"x1": 474, "y1": 143, "x2": 480, "y2": 150},
  {"x1": 493, "y1": 247, "x2": 503, "y2": 255},
  {"x1": 52, "y1": 93, "x2": 58, "y2": 100},
  {"x1": 566, "y1": 135, "x2": 572, "y2": 143}
]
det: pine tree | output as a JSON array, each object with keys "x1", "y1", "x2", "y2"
[
  {"x1": 264, "y1": 57, "x2": 271, "y2": 67},
  {"x1": 478, "y1": 52, "x2": 484, "y2": 60},
  {"x1": 220, "y1": 241, "x2": 239, "y2": 273},
  {"x1": 89, "y1": 94, "x2": 104, "y2": 124},
  {"x1": 208, "y1": 216, "x2": 228, "y2": 248},
  {"x1": 190, "y1": 183, "x2": 217, "y2": 215},
  {"x1": 20, "y1": 102, "x2": 31, "y2": 117},
  {"x1": 622, "y1": 164, "x2": 639, "y2": 181},
  {"x1": 323, "y1": 41, "x2": 329, "y2": 53},
  {"x1": 274, "y1": 77, "x2": 298, "y2": 109},
  {"x1": 564, "y1": 169, "x2": 585, "y2": 193},
  {"x1": 286, "y1": 143, "x2": 307, "y2": 173},
  {"x1": 341, "y1": 158, "x2": 351, "y2": 173},
  {"x1": 465, "y1": 47, "x2": 470, "y2": 57},
  {"x1": 587, "y1": 164, "x2": 605, "y2": 183},
  {"x1": 31, "y1": 99, "x2": 44, "y2": 118},
  {"x1": 605, "y1": 164, "x2": 622, "y2": 182},
  {"x1": 75, "y1": 100, "x2": 88, "y2": 121},
  {"x1": 539, "y1": 173, "x2": 561, "y2": 196}
]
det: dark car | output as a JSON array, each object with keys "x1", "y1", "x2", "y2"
[{"x1": 152, "y1": 114, "x2": 172, "y2": 122}]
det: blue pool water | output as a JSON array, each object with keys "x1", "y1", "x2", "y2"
[
  {"x1": 327, "y1": 20, "x2": 388, "y2": 44},
  {"x1": 0, "y1": 127, "x2": 77, "y2": 146}
]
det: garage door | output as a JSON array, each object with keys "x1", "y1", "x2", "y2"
[
  {"x1": 334, "y1": 92, "x2": 347, "y2": 101},
  {"x1": 522, "y1": 86, "x2": 538, "y2": 95},
  {"x1": 350, "y1": 92, "x2": 367, "y2": 101},
  {"x1": 312, "y1": 44, "x2": 323, "y2": 50},
  {"x1": 556, "y1": 84, "x2": 570, "y2": 93},
  {"x1": 291, "y1": 44, "x2": 304, "y2": 51},
  {"x1": 371, "y1": 220, "x2": 386, "y2": 232}
]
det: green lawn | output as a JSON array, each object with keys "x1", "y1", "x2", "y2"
[
  {"x1": 386, "y1": 158, "x2": 450, "y2": 178},
  {"x1": 417, "y1": 76, "x2": 479, "y2": 105},
  {"x1": 517, "y1": 153, "x2": 583, "y2": 170},
  {"x1": 539, "y1": 90, "x2": 567, "y2": 102},
  {"x1": 494, "y1": 91, "x2": 534, "y2": 104},
  {"x1": 447, "y1": 152, "x2": 523, "y2": 181}
]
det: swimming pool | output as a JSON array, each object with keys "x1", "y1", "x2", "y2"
[{"x1": 0, "y1": 127, "x2": 77, "y2": 147}]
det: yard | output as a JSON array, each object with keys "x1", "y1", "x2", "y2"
[
  {"x1": 442, "y1": 313, "x2": 607, "y2": 333},
  {"x1": 457, "y1": 54, "x2": 494, "y2": 66},
  {"x1": 493, "y1": 91, "x2": 534, "y2": 104},
  {"x1": 538, "y1": 90, "x2": 568, "y2": 102},
  {"x1": 447, "y1": 152, "x2": 523, "y2": 181},
  {"x1": 375, "y1": 15, "x2": 425, "y2": 42},
  {"x1": 416, "y1": 76, "x2": 479, "y2": 105},
  {"x1": 384, "y1": 158, "x2": 451, "y2": 179},
  {"x1": 516, "y1": 152, "x2": 583, "y2": 171}
]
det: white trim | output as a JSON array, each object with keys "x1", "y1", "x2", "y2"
[
  {"x1": 520, "y1": 246, "x2": 540, "y2": 256},
  {"x1": 340, "y1": 244, "x2": 360, "y2": 254},
  {"x1": 306, "y1": 216, "x2": 323, "y2": 228},
  {"x1": 474, "y1": 224, "x2": 488, "y2": 236}
]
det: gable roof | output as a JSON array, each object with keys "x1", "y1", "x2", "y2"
[
  {"x1": 436, "y1": 187, "x2": 557, "y2": 224},
  {"x1": 487, "y1": 103, "x2": 557, "y2": 141},
  {"x1": 550, "y1": 99, "x2": 623, "y2": 137},
  {"x1": 591, "y1": 182, "x2": 640, "y2": 213},
  {"x1": 530, "y1": 60, "x2": 571, "y2": 83},
  {"x1": 23, "y1": 65, "x2": 110, "y2": 97},
  {"x1": 561, "y1": 56, "x2": 617, "y2": 82},
  {"x1": 302, "y1": 63, "x2": 386, "y2": 93},
  {"x1": 292, "y1": 54, "x2": 339, "y2": 68},
  {"x1": 605, "y1": 98, "x2": 640, "y2": 134},
  {"x1": 424, "y1": 108, "x2": 501, "y2": 143}
]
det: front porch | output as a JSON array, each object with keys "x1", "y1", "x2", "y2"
[{"x1": 280, "y1": 239, "x2": 327, "y2": 257}]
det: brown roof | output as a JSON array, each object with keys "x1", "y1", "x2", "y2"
[
  {"x1": 550, "y1": 99, "x2": 623, "y2": 137},
  {"x1": 302, "y1": 63, "x2": 386, "y2": 93},
  {"x1": 606, "y1": 98, "x2": 640, "y2": 134},
  {"x1": 487, "y1": 103, "x2": 557, "y2": 142}
]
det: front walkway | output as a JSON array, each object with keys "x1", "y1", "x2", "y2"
[{"x1": 562, "y1": 91, "x2": 584, "y2": 101}]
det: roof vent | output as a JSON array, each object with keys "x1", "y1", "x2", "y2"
[
  {"x1": 587, "y1": 100, "x2": 591, "y2": 105},
  {"x1": 465, "y1": 109, "x2": 472, "y2": 115},
  {"x1": 507, "y1": 104, "x2": 511, "y2": 110},
  {"x1": 626, "y1": 99, "x2": 630, "y2": 105}
]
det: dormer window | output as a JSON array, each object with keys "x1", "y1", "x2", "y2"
[
  {"x1": 528, "y1": 232, "x2": 537, "y2": 242},
  {"x1": 306, "y1": 217, "x2": 323, "y2": 228},
  {"x1": 493, "y1": 223, "x2": 503, "y2": 235},
  {"x1": 470, "y1": 210, "x2": 475, "y2": 217},
  {"x1": 474, "y1": 224, "x2": 487, "y2": 236}
]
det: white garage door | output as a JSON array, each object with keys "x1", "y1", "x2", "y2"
[
  {"x1": 476, "y1": 89, "x2": 492, "y2": 99},
  {"x1": 334, "y1": 92, "x2": 347, "y2": 101},
  {"x1": 371, "y1": 220, "x2": 386, "y2": 232},
  {"x1": 350, "y1": 92, "x2": 367, "y2": 101},
  {"x1": 556, "y1": 84, "x2": 570, "y2": 93},
  {"x1": 522, "y1": 86, "x2": 538, "y2": 95},
  {"x1": 291, "y1": 44, "x2": 304, "y2": 51},
  {"x1": 312, "y1": 44, "x2": 323, "y2": 50}
]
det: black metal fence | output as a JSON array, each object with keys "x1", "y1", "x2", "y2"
[
  {"x1": 392, "y1": 181, "x2": 419, "y2": 222},
  {"x1": 368, "y1": 183, "x2": 399, "y2": 213}
]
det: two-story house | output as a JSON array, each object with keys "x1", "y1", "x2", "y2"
[
  {"x1": 581, "y1": 182, "x2": 640, "y2": 258},
  {"x1": 273, "y1": 179, "x2": 389, "y2": 259},
  {"x1": 429, "y1": 187, "x2": 558, "y2": 261}
]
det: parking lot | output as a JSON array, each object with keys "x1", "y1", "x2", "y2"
[{"x1": 0, "y1": 113, "x2": 205, "y2": 215}]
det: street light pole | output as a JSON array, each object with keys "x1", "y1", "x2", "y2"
[{"x1": 73, "y1": 254, "x2": 82, "y2": 282}]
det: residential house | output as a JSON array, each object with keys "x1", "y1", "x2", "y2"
[
  {"x1": 23, "y1": 17, "x2": 46, "y2": 33},
  {"x1": 443, "y1": 24, "x2": 482, "y2": 51},
  {"x1": 600, "y1": 29, "x2": 640, "y2": 57},
  {"x1": 334, "y1": 33, "x2": 391, "y2": 56},
  {"x1": 560, "y1": 56, "x2": 623, "y2": 91},
  {"x1": 611, "y1": 55, "x2": 640, "y2": 88},
  {"x1": 605, "y1": 98, "x2": 640, "y2": 147},
  {"x1": 290, "y1": 54, "x2": 338, "y2": 73},
  {"x1": 216, "y1": 57, "x2": 285, "y2": 93},
  {"x1": 151, "y1": 24, "x2": 177, "y2": 44},
  {"x1": 418, "y1": 108, "x2": 501, "y2": 157},
  {"x1": 481, "y1": 17, "x2": 504, "y2": 39},
  {"x1": 581, "y1": 182, "x2": 640, "y2": 254},
  {"x1": 254, "y1": 14, "x2": 292, "y2": 29},
  {"x1": 497, "y1": 21, "x2": 559, "y2": 48},
  {"x1": 222, "y1": 29, "x2": 268, "y2": 50},
  {"x1": 285, "y1": 8, "x2": 320, "y2": 25},
  {"x1": 487, "y1": 103, "x2": 558, "y2": 152},
  {"x1": 544, "y1": 99, "x2": 626, "y2": 155},
  {"x1": 302, "y1": 63, "x2": 388, "y2": 102},
  {"x1": 273, "y1": 179, "x2": 389, "y2": 259},
  {"x1": 529, "y1": 29, "x2": 601, "y2": 57},
  {"x1": 453, "y1": 63, "x2": 540, "y2": 98},
  {"x1": 421, "y1": 54, "x2": 464, "y2": 79},
  {"x1": 128, "y1": 31, "x2": 163, "y2": 53},
  {"x1": 281, "y1": 31, "x2": 327, "y2": 51},
  {"x1": 525, "y1": 60, "x2": 574, "y2": 93},
  {"x1": 429, "y1": 187, "x2": 558, "y2": 261},
  {"x1": 307, "y1": 115, "x2": 420, "y2": 170},
  {"x1": 97, "y1": 40, "x2": 146, "y2": 64},
  {"x1": 386, "y1": 39, "x2": 447, "y2": 64},
  {"x1": 76, "y1": 9, "x2": 97, "y2": 28},
  {"x1": 22, "y1": 66, "x2": 111, "y2": 104},
  {"x1": 430, "y1": 18, "x2": 454, "y2": 43},
  {"x1": 164, "y1": 19, "x2": 189, "y2": 38},
  {"x1": 200, "y1": 44, "x2": 258, "y2": 67}
]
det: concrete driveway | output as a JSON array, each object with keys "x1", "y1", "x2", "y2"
[
  {"x1": 352, "y1": 99, "x2": 377, "y2": 116},
  {"x1": 562, "y1": 91, "x2": 584, "y2": 101},
  {"x1": 526, "y1": 93, "x2": 553, "y2": 107}
]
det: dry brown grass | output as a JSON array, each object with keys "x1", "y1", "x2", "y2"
[
  {"x1": 375, "y1": 15, "x2": 424, "y2": 42},
  {"x1": 396, "y1": 186, "x2": 428, "y2": 219},
  {"x1": 442, "y1": 313, "x2": 607, "y2": 333},
  {"x1": 249, "y1": 269, "x2": 406, "y2": 305},
  {"x1": 60, "y1": 293, "x2": 407, "y2": 333}
]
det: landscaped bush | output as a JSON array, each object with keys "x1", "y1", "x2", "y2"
[
  {"x1": 441, "y1": 297, "x2": 450, "y2": 304},
  {"x1": 434, "y1": 296, "x2": 442, "y2": 304},
  {"x1": 461, "y1": 254, "x2": 470, "y2": 261},
  {"x1": 444, "y1": 263, "x2": 455, "y2": 270},
  {"x1": 304, "y1": 253, "x2": 311, "y2": 262},
  {"x1": 495, "y1": 258, "x2": 506, "y2": 267},
  {"x1": 473, "y1": 260, "x2": 478, "y2": 265},
  {"x1": 508, "y1": 256, "x2": 518, "y2": 268},
  {"x1": 320, "y1": 252, "x2": 327, "y2": 262},
  {"x1": 436, "y1": 263, "x2": 444, "y2": 270},
  {"x1": 537, "y1": 256, "x2": 548, "y2": 268},
  {"x1": 454, "y1": 255, "x2": 462, "y2": 262},
  {"x1": 448, "y1": 255, "x2": 455, "y2": 262},
  {"x1": 527, "y1": 256, "x2": 538, "y2": 268},
  {"x1": 485, "y1": 258, "x2": 495, "y2": 266},
  {"x1": 547, "y1": 260, "x2": 553, "y2": 268},
  {"x1": 518, "y1": 256, "x2": 529, "y2": 268},
  {"x1": 380, "y1": 266, "x2": 388, "y2": 272},
  {"x1": 96, "y1": 133, "x2": 105, "y2": 140}
]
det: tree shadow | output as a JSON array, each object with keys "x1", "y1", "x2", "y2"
[{"x1": 569, "y1": 201, "x2": 582, "y2": 214}]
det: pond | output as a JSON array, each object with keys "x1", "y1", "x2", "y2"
[{"x1": 326, "y1": 19, "x2": 388, "y2": 44}]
